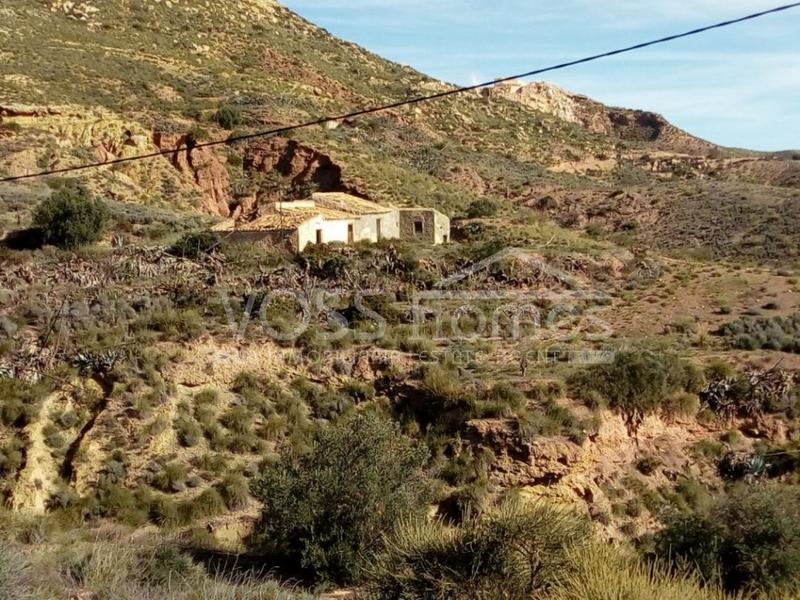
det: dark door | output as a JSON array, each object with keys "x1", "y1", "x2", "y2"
[
  {"x1": 348, "y1": 223, "x2": 354, "y2": 243},
  {"x1": 376, "y1": 219, "x2": 382, "y2": 241},
  {"x1": 316, "y1": 229, "x2": 323, "y2": 245}
]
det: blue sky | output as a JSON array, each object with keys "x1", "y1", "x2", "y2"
[{"x1": 281, "y1": 1, "x2": 799, "y2": 151}]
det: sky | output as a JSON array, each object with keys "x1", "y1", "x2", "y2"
[{"x1": 281, "y1": 1, "x2": 799, "y2": 151}]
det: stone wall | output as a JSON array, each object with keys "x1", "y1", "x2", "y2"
[
  {"x1": 399, "y1": 209, "x2": 436, "y2": 243},
  {"x1": 399, "y1": 209, "x2": 450, "y2": 244}
]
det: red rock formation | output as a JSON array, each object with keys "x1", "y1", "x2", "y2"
[
  {"x1": 153, "y1": 132, "x2": 232, "y2": 216},
  {"x1": 243, "y1": 137, "x2": 354, "y2": 192}
]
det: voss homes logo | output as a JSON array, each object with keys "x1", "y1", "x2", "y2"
[
  {"x1": 410, "y1": 248, "x2": 614, "y2": 358},
  {"x1": 219, "y1": 248, "x2": 615, "y2": 364}
]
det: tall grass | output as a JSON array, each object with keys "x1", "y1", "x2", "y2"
[
  {"x1": 1, "y1": 536, "x2": 313, "y2": 600},
  {"x1": 550, "y1": 545, "x2": 736, "y2": 600},
  {"x1": 0, "y1": 542, "x2": 35, "y2": 600},
  {"x1": 367, "y1": 500, "x2": 590, "y2": 599}
]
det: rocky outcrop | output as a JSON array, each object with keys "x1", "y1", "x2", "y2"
[
  {"x1": 525, "y1": 186, "x2": 659, "y2": 233},
  {"x1": 0, "y1": 104, "x2": 62, "y2": 119},
  {"x1": 484, "y1": 81, "x2": 715, "y2": 155},
  {"x1": 244, "y1": 137, "x2": 353, "y2": 193},
  {"x1": 465, "y1": 419, "x2": 584, "y2": 487},
  {"x1": 153, "y1": 132, "x2": 233, "y2": 217}
]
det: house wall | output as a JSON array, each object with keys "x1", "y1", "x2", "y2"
[
  {"x1": 433, "y1": 213, "x2": 451, "y2": 244},
  {"x1": 230, "y1": 208, "x2": 448, "y2": 252},
  {"x1": 399, "y1": 210, "x2": 450, "y2": 244},
  {"x1": 353, "y1": 211, "x2": 400, "y2": 243},
  {"x1": 297, "y1": 216, "x2": 354, "y2": 250}
]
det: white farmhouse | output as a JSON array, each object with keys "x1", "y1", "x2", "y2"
[{"x1": 215, "y1": 192, "x2": 450, "y2": 251}]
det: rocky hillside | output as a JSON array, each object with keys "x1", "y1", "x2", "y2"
[
  {"x1": 484, "y1": 80, "x2": 716, "y2": 155},
  {"x1": 2, "y1": 0, "x2": 799, "y2": 263},
  {"x1": 1, "y1": 3, "x2": 800, "y2": 598}
]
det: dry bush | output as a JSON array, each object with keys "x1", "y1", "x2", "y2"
[{"x1": 367, "y1": 500, "x2": 590, "y2": 599}]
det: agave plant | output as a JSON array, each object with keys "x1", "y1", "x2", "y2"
[
  {"x1": 0, "y1": 363, "x2": 14, "y2": 380},
  {"x1": 718, "y1": 451, "x2": 769, "y2": 482},
  {"x1": 71, "y1": 350, "x2": 121, "y2": 376}
]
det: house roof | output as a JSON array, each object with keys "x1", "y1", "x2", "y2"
[
  {"x1": 214, "y1": 193, "x2": 407, "y2": 233},
  {"x1": 214, "y1": 205, "x2": 355, "y2": 233},
  {"x1": 312, "y1": 192, "x2": 394, "y2": 215}
]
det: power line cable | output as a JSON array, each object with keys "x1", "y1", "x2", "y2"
[{"x1": 2, "y1": 1, "x2": 799, "y2": 184}]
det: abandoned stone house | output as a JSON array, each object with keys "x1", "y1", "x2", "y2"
[{"x1": 214, "y1": 192, "x2": 450, "y2": 251}]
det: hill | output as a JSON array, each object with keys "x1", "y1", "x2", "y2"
[
  {"x1": 1, "y1": 0, "x2": 799, "y2": 263},
  {"x1": 1, "y1": 2, "x2": 800, "y2": 598}
]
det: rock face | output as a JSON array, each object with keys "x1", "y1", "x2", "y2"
[
  {"x1": 152, "y1": 132, "x2": 233, "y2": 217},
  {"x1": 465, "y1": 419, "x2": 584, "y2": 487},
  {"x1": 244, "y1": 137, "x2": 354, "y2": 193},
  {"x1": 484, "y1": 80, "x2": 715, "y2": 154}
]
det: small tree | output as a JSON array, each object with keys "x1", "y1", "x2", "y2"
[
  {"x1": 250, "y1": 414, "x2": 432, "y2": 584},
  {"x1": 32, "y1": 184, "x2": 108, "y2": 249},
  {"x1": 168, "y1": 229, "x2": 220, "y2": 260},
  {"x1": 569, "y1": 350, "x2": 703, "y2": 434},
  {"x1": 466, "y1": 199, "x2": 499, "y2": 219},
  {"x1": 213, "y1": 105, "x2": 242, "y2": 130}
]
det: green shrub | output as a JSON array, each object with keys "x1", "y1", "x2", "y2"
[
  {"x1": 0, "y1": 437, "x2": 24, "y2": 477},
  {"x1": 0, "y1": 380, "x2": 48, "y2": 427},
  {"x1": 213, "y1": 105, "x2": 242, "y2": 129},
  {"x1": 149, "y1": 496, "x2": 179, "y2": 527},
  {"x1": 516, "y1": 399, "x2": 585, "y2": 443},
  {"x1": 168, "y1": 229, "x2": 220, "y2": 260},
  {"x1": 221, "y1": 405, "x2": 254, "y2": 435},
  {"x1": 551, "y1": 545, "x2": 722, "y2": 600},
  {"x1": 438, "y1": 480, "x2": 491, "y2": 523},
  {"x1": 179, "y1": 488, "x2": 226, "y2": 523},
  {"x1": 403, "y1": 365, "x2": 484, "y2": 431},
  {"x1": 134, "y1": 307, "x2": 204, "y2": 341},
  {"x1": 32, "y1": 183, "x2": 108, "y2": 249},
  {"x1": 480, "y1": 382, "x2": 526, "y2": 417},
  {"x1": 0, "y1": 541, "x2": 34, "y2": 600},
  {"x1": 661, "y1": 392, "x2": 700, "y2": 420},
  {"x1": 719, "y1": 313, "x2": 800, "y2": 353},
  {"x1": 368, "y1": 501, "x2": 590, "y2": 599},
  {"x1": 176, "y1": 418, "x2": 203, "y2": 447},
  {"x1": 654, "y1": 484, "x2": 800, "y2": 592},
  {"x1": 420, "y1": 365, "x2": 470, "y2": 407},
  {"x1": 250, "y1": 414, "x2": 432, "y2": 584},
  {"x1": 93, "y1": 482, "x2": 151, "y2": 526},
  {"x1": 466, "y1": 199, "x2": 499, "y2": 218},
  {"x1": 216, "y1": 474, "x2": 250, "y2": 510},
  {"x1": 139, "y1": 545, "x2": 202, "y2": 587},
  {"x1": 152, "y1": 462, "x2": 189, "y2": 493},
  {"x1": 569, "y1": 351, "x2": 703, "y2": 432},
  {"x1": 340, "y1": 380, "x2": 375, "y2": 403},
  {"x1": 56, "y1": 410, "x2": 80, "y2": 429},
  {"x1": 294, "y1": 244, "x2": 351, "y2": 279}
]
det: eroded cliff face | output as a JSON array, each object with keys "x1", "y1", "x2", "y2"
[
  {"x1": 0, "y1": 105, "x2": 371, "y2": 218},
  {"x1": 152, "y1": 131, "x2": 233, "y2": 217},
  {"x1": 0, "y1": 105, "x2": 203, "y2": 211},
  {"x1": 465, "y1": 410, "x2": 725, "y2": 538},
  {"x1": 484, "y1": 81, "x2": 715, "y2": 155}
]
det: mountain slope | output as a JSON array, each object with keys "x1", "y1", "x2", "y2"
[{"x1": 0, "y1": 0, "x2": 799, "y2": 264}]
